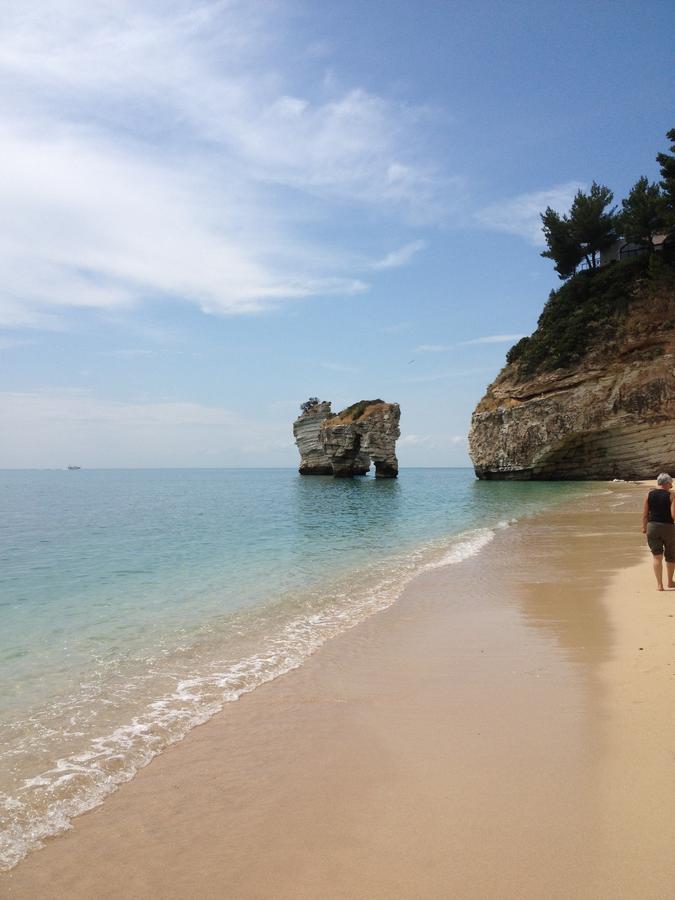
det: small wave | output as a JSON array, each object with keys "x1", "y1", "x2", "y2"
[
  {"x1": 423, "y1": 528, "x2": 495, "y2": 570},
  {"x1": 0, "y1": 526, "x2": 495, "y2": 871}
]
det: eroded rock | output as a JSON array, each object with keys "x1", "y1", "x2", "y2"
[
  {"x1": 293, "y1": 400, "x2": 400, "y2": 478},
  {"x1": 292, "y1": 401, "x2": 334, "y2": 475},
  {"x1": 469, "y1": 281, "x2": 675, "y2": 480}
]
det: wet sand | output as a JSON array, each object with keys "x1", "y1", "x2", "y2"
[{"x1": 3, "y1": 484, "x2": 674, "y2": 899}]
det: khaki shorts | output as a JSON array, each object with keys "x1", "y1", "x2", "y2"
[{"x1": 646, "y1": 522, "x2": 675, "y2": 562}]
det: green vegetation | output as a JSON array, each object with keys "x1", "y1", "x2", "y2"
[
  {"x1": 619, "y1": 176, "x2": 669, "y2": 249},
  {"x1": 300, "y1": 397, "x2": 321, "y2": 413},
  {"x1": 506, "y1": 256, "x2": 649, "y2": 374},
  {"x1": 656, "y1": 127, "x2": 675, "y2": 216},
  {"x1": 506, "y1": 129, "x2": 675, "y2": 377},
  {"x1": 336, "y1": 399, "x2": 385, "y2": 421},
  {"x1": 541, "y1": 182, "x2": 617, "y2": 277},
  {"x1": 540, "y1": 129, "x2": 674, "y2": 280}
]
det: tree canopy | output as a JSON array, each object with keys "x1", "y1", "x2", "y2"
[
  {"x1": 540, "y1": 207, "x2": 583, "y2": 279},
  {"x1": 539, "y1": 129, "x2": 675, "y2": 279},
  {"x1": 619, "y1": 176, "x2": 668, "y2": 248},
  {"x1": 540, "y1": 182, "x2": 616, "y2": 278},
  {"x1": 656, "y1": 127, "x2": 675, "y2": 227}
]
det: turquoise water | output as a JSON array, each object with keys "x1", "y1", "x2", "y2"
[{"x1": 0, "y1": 468, "x2": 594, "y2": 868}]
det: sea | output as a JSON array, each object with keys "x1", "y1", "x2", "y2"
[{"x1": 0, "y1": 467, "x2": 594, "y2": 869}]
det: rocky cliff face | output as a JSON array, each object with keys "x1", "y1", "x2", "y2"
[
  {"x1": 292, "y1": 401, "x2": 334, "y2": 475},
  {"x1": 293, "y1": 400, "x2": 400, "y2": 478},
  {"x1": 469, "y1": 266, "x2": 675, "y2": 480}
]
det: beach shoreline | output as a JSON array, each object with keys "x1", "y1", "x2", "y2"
[{"x1": 4, "y1": 482, "x2": 674, "y2": 899}]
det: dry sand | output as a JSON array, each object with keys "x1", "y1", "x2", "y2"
[{"x1": 3, "y1": 483, "x2": 674, "y2": 899}]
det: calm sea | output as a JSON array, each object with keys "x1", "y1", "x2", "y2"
[{"x1": 0, "y1": 468, "x2": 593, "y2": 868}]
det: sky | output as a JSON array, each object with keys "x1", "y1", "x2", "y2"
[{"x1": 0, "y1": 0, "x2": 673, "y2": 468}]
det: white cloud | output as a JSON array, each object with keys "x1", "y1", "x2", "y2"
[
  {"x1": 398, "y1": 367, "x2": 494, "y2": 384},
  {"x1": 413, "y1": 343, "x2": 450, "y2": 353},
  {"x1": 460, "y1": 334, "x2": 525, "y2": 345},
  {"x1": 399, "y1": 434, "x2": 434, "y2": 446},
  {"x1": 0, "y1": 389, "x2": 293, "y2": 467},
  {"x1": 474, "y1": 182, "x2": 584, "y2": 246},
  {"x1": 413, "y1": 335, "x2": 524, "y2": 353},
  {"x1": 399, "y1": 433, "x2": 466, "y2": 450},
  {"x1": 372, "y1": 240, "x2": 426, "y2": 270},
  {"x1": 0, "y1": 1, "x2": 444, "y2": 328}
]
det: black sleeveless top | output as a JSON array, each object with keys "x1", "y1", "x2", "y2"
[{"x1": 647, "y1": 489, "x2": 674, "y2": 524}]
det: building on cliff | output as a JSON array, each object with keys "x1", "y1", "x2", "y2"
[
  {"x1": 469, "y1": 257, "x2": 675, "y2": 480},
  {"x1": 600, "y1": 232, "x2": 674, "y2": 266},
  {"x1": 293, "y1": 399, "x2": 400, "y2": 478}
]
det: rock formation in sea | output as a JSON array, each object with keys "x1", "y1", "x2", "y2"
[
  {"x1": 469, "y1": 258, "x2": 675, "y2": 479},
  {"x1": 293, "y1": 399, "x2": 400, "y2": 478},
  {"x1": 292, "y1": 400, "x2": 334, "y2": 475}
]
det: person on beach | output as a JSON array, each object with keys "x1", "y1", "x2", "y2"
[{"x1": 642, "y1": 473, "x2": 675, "y2": 591}]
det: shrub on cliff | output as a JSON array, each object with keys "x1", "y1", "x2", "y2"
[
  {"x1": 506, "y1": 256, "x2": 651, "y2": 375},
  {"x1": 300, "y1": 397, "x2": 321, "y2": 413},
  {"x1": 335, "y1": 399, "x2": 385, "y2": 422}
]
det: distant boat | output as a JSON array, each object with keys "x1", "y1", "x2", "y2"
[{"x1": 67, "y1": 465, "x2": 81, "y2": 470}]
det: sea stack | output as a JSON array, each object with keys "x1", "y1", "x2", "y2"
[
  {"x1": 293, "y1": 399, "x2": 400, "y2": 478},
  {"x1": 468, "y1": 259, "x2": 675, "y2": 479},
  {"x1": 292, "y1": 400, "x2": 334, "y2": 475}
]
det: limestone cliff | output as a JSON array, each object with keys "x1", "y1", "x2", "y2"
[
  {"x1": 292, "y1": 401, "x2": 334, "y2": 475},
  {"x1": 293, "y1": 399, "x2": 400, "y2": 478},
  {"x1": 469, "y1": 259, "x2": 675, "y2": 480}
]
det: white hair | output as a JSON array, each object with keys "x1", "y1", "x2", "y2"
[{"x1": 656, "y1": 472, "x2": 673, "y2": 486}]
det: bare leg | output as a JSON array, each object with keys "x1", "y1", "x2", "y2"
[
  {"x1": 667, "y1": 561, "x2": 675, "y2": 588},
  {"x1": 653, "y1": 554, "x2": 664, "y2": 590}
]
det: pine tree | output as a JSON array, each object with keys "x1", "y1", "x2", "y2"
[
  {"x1": 567, "y1": 182, "x2": 617, "y2": 269},
  {"x1": 619, "y1": 177, "x2": 668, "y2": 248},
  {"x1": 655, "y1": 127, "x2": 675, "y2": 230},
  {"x1": 540, "y1": 207, "x2": 582, "y2": 279}
]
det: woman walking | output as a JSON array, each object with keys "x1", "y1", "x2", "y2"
[{"x1": 642, "y1": 473, "x2": 675, "y2": 591}]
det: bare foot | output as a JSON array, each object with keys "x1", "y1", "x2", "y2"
[
  {"x1": 668, "y1": 583, "x2": 675, "y2": 589},
  {"x1": 658, "y1": 585, "x2": 665, "y2": 591}
]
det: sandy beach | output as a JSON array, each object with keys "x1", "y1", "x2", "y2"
[{"x1": 3, "y1": 482, "x2": 674, "y2": 899}]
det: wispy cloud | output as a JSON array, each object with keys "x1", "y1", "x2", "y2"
[
  {"x1": 460, "y1": 334, "x2": 525, "y2": 345},
  {"x1": 399, "y1": 433, "x2": 434, "y2": 446},
  {"x1": 474, "y1": 182, "x2": 584, "y2": 246},
  {"x1": 413, "y1": 334, "x2": 523, "y2": 353},
  {"x1": 413, "y1": 343, "x2": 450, "y2": 353},
  {"x1": 372, "y1": 240, "x2": 426, "y2": 270},
  {"x1": 398, "y1": 367, "x2": 494, "y2": 384},
  {"x1": 0, "y1": 1, "x2": 445, "y2": 328},
  {"x1": 399, "y1": 433, "x2": 466, "y2": 449},
  {"x1": 0, "y1": 389, "x2": 291, "y2": 467}
]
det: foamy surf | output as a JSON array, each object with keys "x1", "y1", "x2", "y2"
[{"x1": 0, "y1": 525, "x2": 495, "y2": 871}]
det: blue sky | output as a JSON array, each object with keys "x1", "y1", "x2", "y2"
[{"x1": 0, "y1": 0, "x2": 672, "y2": 468}]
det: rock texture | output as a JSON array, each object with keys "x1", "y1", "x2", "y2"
[
  {"x1": 293, "y1": 400, "x2": 400, "y2": 478},
  {"x1": 292, "y1": 401, "x2": 334, "y2": 475},
  {"x1": 469, "y1": 280, "x2": 675, "y2": 480}
]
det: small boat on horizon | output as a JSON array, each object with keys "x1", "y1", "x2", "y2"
[{"x1": 67, "y1": 465, "x2": 81, "y2": 470}]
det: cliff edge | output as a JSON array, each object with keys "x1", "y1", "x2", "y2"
[
  {"x1": 293, "y1": 399, "x2": 400, "y2": 478},
  {"x1": 469, "y1": 258, "x2": 675, "y2": 479}
]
